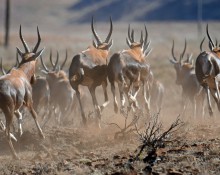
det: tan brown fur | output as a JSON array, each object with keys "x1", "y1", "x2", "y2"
[
  {"x1": 123, "y1": 44, "x2": 145, "y2": 62},
  {"x1": 82, "y1": 46, "x2": 109, "y2": 65}
]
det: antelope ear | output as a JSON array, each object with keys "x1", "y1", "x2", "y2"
[
  {"x1": 126, "y1": 38, "x2": 131, "y2": 48},
  {"x1": 16, "y1": 47, "x2": 23, "y2": 57},
  {"x1": 169, "y1": 59, "x2": 177, "y2": 64},
  {"x1": 107, "y1": 39, "x2": 113, "y2": 50},
  {"x1": 35, "y1": 48, "x2": 45, "y2": 59},
  {"x1": 41, "y1": 69, "x2": 48, "y2": 74}
]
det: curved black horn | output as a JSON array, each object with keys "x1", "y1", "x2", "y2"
[
  {"x1": 126, "y1": 37, "x2": 132, "y2": 48},
  {"x1": 131, "y1": 29, "x2": 134, "y2": 42},
  {"x1": 40, "y1": 56, "x2": 49, "y2": 72},
  {"x1": 180, "y1": 39, "x2": 187, "y2": 61},
  {"x1": 215, "y1": 38, "x2": 218, "y2": 47},
  {"x1": 171, "y1": 40, "x2": 177, "y2": 61},
  {"x1": 32, "y1": 26, "x2": 41, "y2": 53},
  {"x1": 60, "y1": 49, "x2": 68, "y2": 70},
  {"x1": 91, "y1": 17, "x2": 102, "y2": 45},
  {"x1": 144, "y1": 25, "x2": 148, "y2": 46},
  {"x1": 200, "y1": 37, "x2": 205, "y2": 52},
  {"x1": 19, "y1": 25, "x2": 30, "y2": 53},
  {"x1": 105, "y1": 17, "x2": 113, "y2": 43},
  {"x1": 206, "y1": 24, "x2": 215, "y2": 48},
  {"x1": 128, "y1": 24, "x2": 132, "y2": 43},
  {"x1": 52, "y1": 51, "x2": 59, "y2": 71},
  {"x1": 49, "y1": 49, "x2": 55, "y2": 67},
  {"x1": 140, "y1": 30, "x2": 144, "y2": 44}
]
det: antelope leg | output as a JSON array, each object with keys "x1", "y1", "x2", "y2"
[
  {"x1": 0, "y1": 120, "x2": 17, "y2": 142},
  {"x1": 214, "y1": 74, "x2": 220, "y2": 103}
]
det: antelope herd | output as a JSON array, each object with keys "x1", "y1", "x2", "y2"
[{"x1": 0, "y1": 18, "x2": 220, "y2": 159}]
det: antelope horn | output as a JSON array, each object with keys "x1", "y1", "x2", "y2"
[
  {"x1": 215, "y1": 38, "x2": 218, "y2": 47},
  {"x1": 171, "y1": 40, "x2": 177, "y2": 61},
  {"x1": 52, "y1": 51, "x2": 59, "y2": 71},
  {"x1": 91, "y1": 17, "x2": 102, "y2": 45},
  {"x1": 49, "y1": 49, "x2": 55, "y2": 67},
  {"x1": 61, "y1": 49, "x2": 68, "y2": 70},
  {"x1": 126, "y1": 37, "x2": 132, "y2": 48},
  {"x1": 206, "y1": 24, "x2": 215, "y2": 49},
  {"x1": 140, "y1": 31, "x2": 144, "y2": 50},
  {"x1": 0, "y1": 58, "x2": 6, "y2": 75},
  {"x1": 180, "y1": 39, "x2": 187, "y2": 62},
  {"x1": 32, "y1": 26, "x2": 41, "y2": 53},
  {"x1": 40, "y1": 56, "x2": 49, "y2": 72},
  {"x1": 131, "y1": 29, "x2": 134, "y2": 42},
  {"x1": 105, "y1": 17, "x2": 113, "y2": 43},
  {"x1": 128, "y1": 24, "x2": 132, "y2": 43},
  {"x1": 200, "y1": 37, "x2": 205, "y2": 52},
  {"x1": 19, "y1": 25, "x2": 30, "y2": 53},
  {"x1": 143, "y1": 40, "x2": 151, "y2": 53},
  {"x1": 144, "y1": 25, "x2": 148, "y2": 46}
]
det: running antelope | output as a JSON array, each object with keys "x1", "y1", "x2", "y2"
[
  {"x1": 195, "y1": 24, "x2": 220, "y2": 116},
  {"x1": 170, "y1": 39, "x2": 205, "y2": 118},
  {"x1": 69, "y1": 17, "x2": 113, "y2": 126},
  {"x1": 0, "y1": 58, "x2": 50, "y2": 119},
  {"x1": 0, "y1": 26, "x2": 45, "y2": 159},
  {"x1": 108, "y1": 25, "x2": 151, "y2": 114},
  {"x1": 41, "y1": 50, "x2": 75, "y2": 126}
]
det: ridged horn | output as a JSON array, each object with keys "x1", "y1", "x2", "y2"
[
  {"x1": 206, "y1": 24, "x2": 214, "y2": 49},
  {"x1": 32, "y1": 26, "x2": 41, "y2": 53},
  {"x1": 91, "y1": 17, "x2": 102, "y2": 45},
  {"x1": 19, "y1": 25, "x2": 30, "y2": 53},
  {"x1": 105, "y1": 17, "x2": 113, "y2": 43},
  {"x1": 60, "y1": 49, "x2": 68, "y2": 70}
]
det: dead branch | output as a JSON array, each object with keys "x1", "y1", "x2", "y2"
[
  {"x1": 103, "y1": 112, "x2": 141, "y2": 139},
  {"x1": 134, "y1": 113, "x2": 183, "y2": 160}
]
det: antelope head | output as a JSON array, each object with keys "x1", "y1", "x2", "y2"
[
  {"x1": 126, "y1": 24, "x2": 151, "y2": 58},
  {"x1": 41, "y1": 50, "x2": 68, "y2": 84},
  {"x1": 16, "y1": 25, "x2": 44, "y2": 84},
  {"x1": 170, "y1": 39, "x2": 189, "y2": 85},
  {"x1": 206, "y1": 24, "x2": 220, "y2": 57},
  {"x1": 17, "y1": 25, "x2": 44, "y2": 65},
  {"x1": 91, "y1": 17, "x2": 113, "y2": 50}
]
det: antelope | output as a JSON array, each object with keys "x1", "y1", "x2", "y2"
[
  {"x1": 69, "y1": 17, "x2": 113, "y2": 126},
  {"x1": 0, "y1": 26, "x2": 45, "y2": 159},
  {"x1": 147, "y1": 70, "x2": 165, "y2": 113},
  {"x1": 0, "y1": 58, "x2": 50, "y2": 120},
  {"x1": 107, "y1": 25, "x2": 151, "y2": 114},
  {"x1": 170, "y1": 39, "x2": 205, "y2": 118},
  {"x1": 195, "y1": 24, "x2": 220, "y2": 116},
  {"x1": 32, "y1": 75, "x2": 50, "y2": 119},
  {"x1": 41, "y1": 50, "x2": 75, "y2": 126}
]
